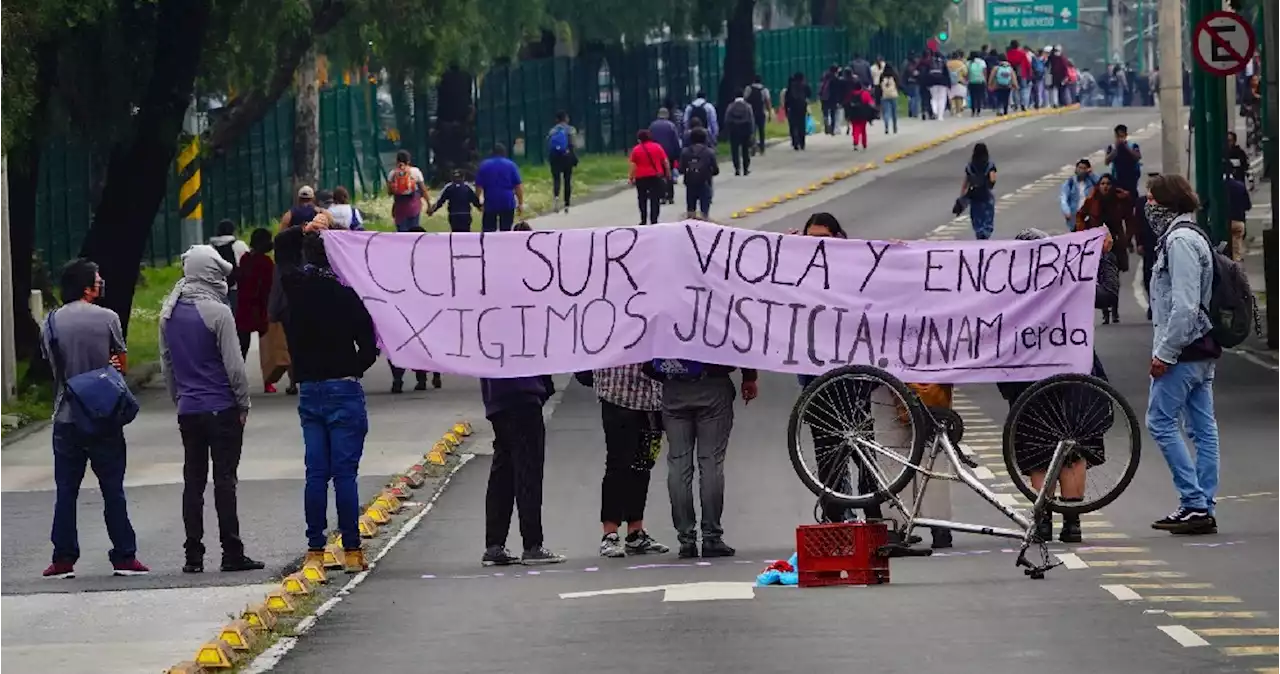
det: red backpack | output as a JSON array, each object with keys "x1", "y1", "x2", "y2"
[{"x1": 390, "y1": 166, "x2": 416, "y2": 196}]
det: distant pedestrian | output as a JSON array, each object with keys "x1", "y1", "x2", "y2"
[
  {"x1": 784, "y1": 73, "x2": 813, "y2": 149},
  {"x1": 662, "y1": 96, "x2": 685, "y2": 135},
  {"x1": 1106, "y1": 124, "x2": 1143, "y2": 194},
  {"x1": 684, "y1": 91, "x2": 719, "y2": 141},
  {"x1": 682, "y1": 117, "x2": 716, "y2": 149},
  {"x1": 961, "y1": 143, "x2": 998, "y2": 239},
  {"x1": 820, "y1": 64, "x2": 841, "y2": 134},
  {"x1": 160, "y1": 245, "x2": 264, "y2": 575},
  {"x1": 1060, "y1": 158, "x2": 1101, "y2": 230},
  {"x1": 628, "y1": 129, "x2": 670, "y2": 226},
  {"x1": 845, "y1": 80, "x2": 876, "y2": 151},
  {"x1": 1224, "y1": 171, "x2": 1252, "y2": 261},
  {"x1": 326, "y1": 186, "x2": 364, "y2": 230},
  {"x1": 546, "y1": 111, "x2": 578, "y2": 213},
  {"x1": 878, "y1": 65, "x2": 900, "y2": 134},
  {"x1": 263, "y1": 228, "x2": 298, "y2": 396},
  {"x1": 723, "y1": 94, "x2": 756, "y2": 175},
  {"x1": 475, "y1": 144, "x2": 524, "y2": 232},
  {"x1": 429, "y1": 169, "x2": 482, "y2": 233},
  {"x1": 1144, "y1": 174, "x2": 1221, "y2": 536},
  {"x1": 387, "y1": 150, "x2": 430, "y2": 232},
  {"x1": 744, "y1": 74, "x2": 772, "y2": 154},
  {"x1": 280, "y1": 227, "x2": 380, "y2": 573},
  {"x1": 42, "y1": 258, "x2": 148, "y2": 579},
  {"x1": 644, "y1": 359, "x2": 758, "y2": 559},
  {"x1": 650, "y1": 108, "x2": 683, "y2": 205},
  {"x1": 388, "y1": 225, "x2": 442, "y2": 393},
  {"x1": 989, "y1": 59, "x2": 1018, "y2": 116},
  {"x1": 208, "y1": 219, "x2": 248, "y2": 313},
  {"x1": 967, "y1": 52, "x2": 988, "y2": 116},
  {"x1": 234, "y1": 228, "x2": 274, "y2": 363},
  {"x1": 1076, "y1": 174, "x2": 1134, "y2": 323},
  {"x1": 576, "y1": 365, "x2": 671, "y2": 559},
  {"x1": 926, "y1": 49, "x2": 950, "y2": 120},
  {"x1": 901, "y1": 52, "x2": 921, "y2": 119},
  {"x1": 279, "y1": 185, "x2": 324, "y2": 230},
  {"x1": 679, "y1": 127, "x2": 719, "y2": 219}
]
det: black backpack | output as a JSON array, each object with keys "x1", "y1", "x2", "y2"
[
  {"x1": 687, "y1": 102, "x2": 710, "y2": 130},
  {"x1": 213, "y1": 242, "x2": 241, "y2": 290},
  {"x1": 746, "y1": 86, "x2": 764, "y2": 114},
  {"x1": 1167, "y1": 221, "x2": 1257, "y2": 349},
  {"x1": 683, "y1": 150, "x2": 710, "y2": 186}
]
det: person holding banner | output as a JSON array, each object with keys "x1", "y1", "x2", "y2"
[{"x1": 644, "y1": 359, "x2": 758, "y2": 559}]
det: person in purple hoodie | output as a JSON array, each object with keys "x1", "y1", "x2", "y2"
[
  {"x1": 159, "y1": 244, "x2": 264, "y2": 574},
  {"x1": 479, "y1": 373, "x2": 566, "y2": 567}
]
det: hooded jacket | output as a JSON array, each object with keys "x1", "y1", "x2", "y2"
[
  {"x1": 160, "y1": 245, "x2": 251, "y2": 415},
  {"x1": 684, "y1": 98, "x2": 719, "y2": 140}
]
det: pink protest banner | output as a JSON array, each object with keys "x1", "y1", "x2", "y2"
[{"x1": 322, "y1": 223, "x2": 1106, "y2": 383}]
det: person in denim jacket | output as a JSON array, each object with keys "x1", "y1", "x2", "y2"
[{"x1": 1144, "y1": 174, "x2": 1220, "y2": 536}]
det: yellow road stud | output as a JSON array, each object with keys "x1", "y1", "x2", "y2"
[
  {"x1": 302, "y1": 561, "x2": 329, "y2": 585},
  {"x1": 264, "y1": 589, "x2": 296, "y2": 613},
  {"x1": 193, "y1": 640, "x2": 237, "y2": 669},
  {"x1": 366, "y1": 504, "x2": 391, "y2": 525},
  {"x1": 426, "y1": 449, "x2": 447, "y2": 466},
  {"x1": 452, "y1": 422, "x2": 470, "y2": 437},
  {"x1": 460, "y1": 420, "x2": 473, "y2": 435},
  {"x1": 442, "y1": 431, "x2": 461, "y2": 447},
  {"x1": 243, "y1": 603, "x2": 278, "y2": 631},
  {"x1": 323, "y1": 542, "x2": 345, "y2": 569},
  {"x1": 358, "y1": 515, "x2": 380, "y2": 537},
  {"x1": 809, "y1": 183, "x2": 821, "y2": 190},
  {"x1": 375, "y1": 491, "x2": 402, "y2": 513},
  {"x1": 218, "y1": 620, "x2": 258, "y2": 651},
  {"x1": 744, "y1": 206, "x2": 758, "y2": 213},
  {"x1": 282, "y1": 572, "x2": 313, "y2": 596},
  {"x1": 731, "y1": 211, "x2": 743, "y2": 218}
]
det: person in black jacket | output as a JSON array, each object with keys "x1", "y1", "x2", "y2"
[
  {"x1": 428, "y1": 170, "x2": 482, "y2": 232},
  {"x1": 784, "y1": 72, "x2": 813, "y2": 150},
  {"x1": 279, "y1": 227, "x2": 380, "y2": 574}
]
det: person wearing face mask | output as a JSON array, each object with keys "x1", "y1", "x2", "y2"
[
  {"x1": 1060, "y1": 158, "x2": 1101, "y2": 231},
  {"x1": 1076, "y1": 174, "x2": 1135, "y2": 323}
]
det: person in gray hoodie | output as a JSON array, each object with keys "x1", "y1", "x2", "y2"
[
  {"x1": 160, "y1": 245, "x2": 263, "y2": 574},
  {"x1": 723, "y1": 95, "x2": 756, "y2": 176}
]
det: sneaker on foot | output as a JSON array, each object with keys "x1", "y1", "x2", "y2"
[
  {"x1": 112, "y1": 559, "x2": 151, "y2": 576},
  {"x1": 414, "y1": 380, "x2": 428, "y2": 391},
  {"x1": 391, "y1": 381, "x2": 404, "y2": 394},
  {"x1": 264, "y1": 383, "x2": 278, "y2": 394},
  {"x1": 1152, "y1": 507, "x2": 1214, "y2": 533},
  {"x1": 522, "y1": 547, "x2": 567, "y2": 565},
  {"x1": 599, "y1": 533, "x2": 626, "y2": 559},
  {"x1": 1171, "y1": 514, "x2": 1218, "y2": 535},
  {"x1": 221, "y1": 555, "x2": 266, "y2": 572},
  {"x1": 677, "y1": 542, "x2": 699, "y2": 559},
  {"x1": 285, "y1": 383, "x2": 298, "y2": 395},
  {"x1": 183, "y1": 560, "x2": 203, "y2": 573},
  {"x1": 42, "y1": 562, "x2": 76, "y2": 579},
  {"x1": 432, "y1": 373, "x2": 442, "y2": 389},
  {"x1": 701, "y1": 539, "x2": 736, "y2": 558},
  {"x1": 481, "y1": 546, "x2": 520, "y2": 567},
  {"x1": 624, "y1": 530, "x2": 670, "y2": 555}
]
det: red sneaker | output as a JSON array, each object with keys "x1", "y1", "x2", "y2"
[
  {"x1": 112, "y1": 559, "x2": 150, "y2": 576},
  {"x1": 264, "y1": 383, "x2": 278, "y2": 394},
  {"x1": 42, "y1": 562, "x2": 75, "y2": 579}
]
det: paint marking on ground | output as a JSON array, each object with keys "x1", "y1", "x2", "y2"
[
  {"x1": 973, "y1": 466, "x2": 996, "y2": 480},
  {"x1": 1221, "y1": 646, "x2": 1280, "y2": 657},
  {"x1": 993, "y1": 492, "x2": 1021, "y2": 507},
  {"x1": 1086, "y1": 532, "x2": 1132, "y2": 539},
  {"x1": 560, "y1": 585, "x2": 669, "y2": 599},
  {"x1": 1080, "y1": 520, "x2": 1116, "y2": 528},
  {"x1": 1157, "y1": 625, "x2": 1211, "y2": 647},
  {"x1": 1075, "y1": 546, "x2": 1148, "y2": 554},
  {"x1": 1101, "y1": 584, "x2": 1143, "y2": 601},
  {"x1": 1088, "y1": 560, "x2": 1169, "y2": 567},
  {"x1": 1126, "y1": 583, "x2": 1215, "y2": 590},
  {"x1": 1196, "y1": 628, "x2": 1279, "y2": 637},
  {"x1": 1103, "y1": 571, "x2": 1187, "y2": 579},
  {"x1": 1145, "y1": 596, "x2": 1243, "y2": 604},
  {"x1": 1167, "y1": 611, "x2": 1266, "y2": 619},
  {"x1": 662, "y1": 582, "x2": 757, "y2": 602},
  {"x1": 1057, "y1": 553, "x2": 1089, "y2": 569}
]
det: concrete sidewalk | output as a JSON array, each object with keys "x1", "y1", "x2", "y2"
[{"x1": 0, "y1": 110, "x2": 1048, "y2": 673}]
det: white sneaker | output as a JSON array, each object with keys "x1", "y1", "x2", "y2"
[{"x1": 599, "y1": 533, "x2": 626, "y2": 558}]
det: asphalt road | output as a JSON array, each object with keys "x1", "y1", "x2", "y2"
[{"x1": 259, "y1": 107, "x2": 1280, "y2": 673}]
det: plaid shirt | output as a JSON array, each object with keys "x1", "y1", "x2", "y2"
[{"x1": 593, "y1": 364, "x2": 662, "y2": 412}]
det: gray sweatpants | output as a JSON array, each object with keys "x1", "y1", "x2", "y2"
[{"x1": 663, "y1": 376, "x2": 736, "y2": 545}]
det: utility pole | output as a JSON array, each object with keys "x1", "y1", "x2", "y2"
[
  {"x1": 1, "y1": 156, "x2": 15, "y2": 402},
  {"x1": 1109, "y1": 0, "x2": 1126, "y2": 65},
  {"x1": 1263, "y1": 0, "x2": 1277, "y2": 348},
  {"x1": 1158, "y1": 0, "x2": 1184, "y2": 176}
]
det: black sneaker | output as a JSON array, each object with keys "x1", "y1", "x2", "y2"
[
  {"x1": 1171, "y1": 514, "x2": 1218, "y2": 535},
  {"x1": 677, "y1": 542, "x2": 699, "y2": 559},
  {"x1": 432, "y1": 373, "x2": 443, "y2": 389},
  {"x1": 624, "y1": 530, "x2": 670, "y2": 555},
  {"x1": 930, "y1": 528, "x2": 953, "y2": 549},
  {"x1": 182, "y1": 560, "x2": 203, "y2": 574},
  {"x1": 391, "y1": 381, "x2": 404, "y2": 395},
  {"x1": 481, "y1": 546, "x2": 520, "y2": 567},
  {"x1": 414, "y1": 380, "x2": 428, "y2": 391},
  {"x1": 1152, "y1": 507, "x2": 1215, "y2": 534},
  {"x1": 701, "y1": 539, "x2": 736, "y2": 558},
  {"x1": 221, "y1": 556, "x2": 266, "y2": 572},
  {"x1": 521, "y1": 547, "x2": 567, "y2": 565}
]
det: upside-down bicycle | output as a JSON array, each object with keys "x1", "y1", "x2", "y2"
[{"x1": 787, "y1": 364, "x2": 1141, "y2": 579}]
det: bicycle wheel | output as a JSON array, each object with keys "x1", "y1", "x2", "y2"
[
  {"x1": 787, "y1": 365, "x2": 928, "y2": 508},
  {"x1": 1002, "y1": 373, "x2": 1140, "y2": 515}
]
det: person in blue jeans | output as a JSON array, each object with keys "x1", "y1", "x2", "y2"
[
  {"x1": 278, "y1": 226, "x2": 380, "y2": 572},
  {"x1": 475, "y1": 144, "x2": 524, "y2": 232},
  {"x1": 41, "y1": 259, "x2": 149, "y2": 579},
  {"x1": 1143, "y1": 175, "x2": 1221, "y2": 536},
  {"x1": 961, "y1": 143, "x2": 998, "y2": 239}
]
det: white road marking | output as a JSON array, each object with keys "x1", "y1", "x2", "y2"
[
  {"x1": 1101, "y1": 584, "x2": 1144, "y2": 601},
  {"x1": 993, "y1": 492, "x2": 1021, "y2": 507},
  {"x1": 561, "y1": 581, "x2": 758, "y2": 602},
  {"x1": 1156, "y1": 625, "x2": 1211, "y2": 647},
  {"x1": 560, "y1": 585, "x2": 669, "y2": 599},
  {"x1": 1057, "y1": 553, "x2": 1089, "y2": 569},
  {"x1": 973, "y1": 466, "x2": 996, "y2": 480}
]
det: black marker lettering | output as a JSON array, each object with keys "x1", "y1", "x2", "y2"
[
  {"x1": 861, "y1": 242, "x2": 892, "y2": 292},
  {"x1": 735, "y1": 234, "x2": 772, "y2": 284},
  {"x1": 797, "y1": 240, "x2": 831, "y2": 290},
  {"x1": 769, "y1": 235, "x2": 798, "y2": 286},
  {"x1": 806, "y1": 305, "x2": 826, "y2": 367},
  {"x1": 603, "y1": 228, "x2": 640, "y2": 294},
  {"x1": 783, "y1": 302, "x2": 805, "y2": 365},
  {"x1": 365, "y1": 233, "x2": 406, "y2": 295},
  {"x1": 449, "y1": 232, "x2": 487, "y2": 297},
  {"x1": 622, "y1": 292, "x2": 649, "y2": 349},
  {"x1": 544, "y1": 304, "x2": 579, "y2": 357},
  {"x1": 522, "y1": 232, "x2": 555, "y2": 292},
  {"x1": 409, "y1": 233, "x2": 443, "y2": 296},
  {"x1": 511, "y1": 304, "x2": 537, "y2": 358},
  {"x1": 685, "y1": 225, "x2": 723, "y2": 274},
  {"x1": 476, "y1": 307, "x2": 505, "y2": 365},
  {"x1": 674, "y1": 286, "x2": 707, "y2": 342},
  {"x1": 557, "y1": 231, "x2": 594, "y2": 297},
  {"x1": 580, "y1": 298, "x2": 616, "y2": 355},
  {"x1": 445, "y1": 308, "x2": 473, "y2": 358},
  {"x1": 731, "y1": 297, "x2": 755, "y2": 353},
  {"x1": 924, "y1": 249, "x2": 952, "y2": 292}
]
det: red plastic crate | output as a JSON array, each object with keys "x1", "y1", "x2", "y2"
[{"x1": 795, "y1": 521, "x2": 890, "y2": 587}]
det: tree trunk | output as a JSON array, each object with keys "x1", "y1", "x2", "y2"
[
  {"x1": 292, "y1": 46, "x2": 320, "y2": 191},
  {"x1": 432, "y1": 65, "x2": 477, "y2": 179},
  {"x1": 717, "y1": 0, "x2": 757, "y2": 125},
  {"x1": 78, "y1": 0, "x2": 212, "y2": 337},
  {"x1": 387, "y1": 66, "x2": 414, "y2": 151},
  {"x1": 810, "y1": 0, "x2": 838, "y2": 25}
]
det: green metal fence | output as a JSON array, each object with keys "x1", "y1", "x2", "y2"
[{"x1": 32, "y1": 26, "x2": 927, "y2": 272}]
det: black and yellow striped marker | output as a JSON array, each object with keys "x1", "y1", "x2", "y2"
[{"x1": 177, "y1": 137, "x2": 202, "y2": 221}]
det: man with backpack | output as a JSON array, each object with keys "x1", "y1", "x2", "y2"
[
  {"x1": 819, "y1": 65, "x2": 841, "y2": 134},
  {"x1": 208, "y1": 219, "x2": 249, "y2": 313},
  {"x1": 723, "y1": 94, "x2": 756, "y2": 176},
  {"x1": 386, "y1": 150, "x2": 430, "y2": 231},
  {"x1": 546, "y1": 111, "x2": 578, "y2": 213},
  {"x1": 42, "y1": 259, "x2": 148, "y2": 579},
  {"x1": 684, "y1": 91, "x2": 719, "y2": 143},
  {"x1": 679, "y1": 127, "x2": 720, "y2": 219},
  {"x1": 784, "y1": 72, "x2": 813, "y2": 150},
  {"x1": 743, "y1": 74, "x2": 772, "y2": 155},
  {"x1": 1144, "y1": 174, "x2": 1246, "y2": 536},
  {"x1": 925, "y1": 49, "x2": 951, "y2": 121}
]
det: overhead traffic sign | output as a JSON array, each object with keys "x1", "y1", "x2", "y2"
[
  {"x1": 1192, "y1": 11, "x2": 1256, "y2": 77},
  {"x1": 987, "y1": 0, "x2": 1079, "y2": 33}
]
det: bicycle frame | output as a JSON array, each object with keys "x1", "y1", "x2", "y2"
[{"x1": 848, "y1": 420, "x2": 1077, "y2": 576}]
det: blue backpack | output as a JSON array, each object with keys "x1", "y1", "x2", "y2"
[
  {"x1": 651, "y1": 359, "x2": 704, "y2": 379},
  {"x1": 548, "y1": 126, "x2": 570, "y2": 155},
  {"x1": 46, "y1": 309, "x2": 139, "y2": 434},
  {"x1": 1031, "y1": 57, "x2": 1046, "y2": 79},
  {"x1": 994, "y1": 65, "x2": 1014, "y2": 87}
]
